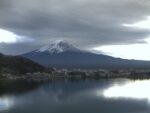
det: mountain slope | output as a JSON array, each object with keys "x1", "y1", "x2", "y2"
[
  {"x1": 0, "y1": 53, "x2": 48, "y2": 75},
  {"x1": 22, "y1": 41, "x2": 150, "y2": 69},
  {"x1": 36, "y1": 40, "x2": 80, "y2": 53}
]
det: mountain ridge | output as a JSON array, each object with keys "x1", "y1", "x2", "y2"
[
  {"x1": 0, "y1": 53, "x2": 49, "y2": 75},
  {"x1": 22, "y1": 40, "x2": 150, "y2": 69},
  {"x1": 35, "y1": 40, "x2": 82, "y2": 53}
]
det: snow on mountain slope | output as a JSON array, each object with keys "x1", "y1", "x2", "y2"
[
  {"x1": 22, "y1": 40, "x2": 150, "y2": 69},
  {"x1": 36, "y1": 40, "x2": 81, "y2": 53}
]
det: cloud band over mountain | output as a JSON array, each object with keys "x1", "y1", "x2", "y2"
[{"x1": 0, "y1": 0, "x2": 150, "y2": 54}]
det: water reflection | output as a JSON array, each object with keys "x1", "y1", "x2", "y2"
[
  {"x1": 103, "y1": 80, "x2": 150, "y2": 100},
  {"x1": 0, "y1": 96, "x2": 14, "y2": 111},
  {"x1": 1, "y1": 79, "x2": 150, "y2": 113}
]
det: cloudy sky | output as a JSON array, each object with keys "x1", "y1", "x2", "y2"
[{"x1": 0, "y1": 0, "x2": 150, "y2": 60}]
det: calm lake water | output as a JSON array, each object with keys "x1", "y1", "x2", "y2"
[{"x1": 1, "y1": 79, "x2": 150, "y2": 113}]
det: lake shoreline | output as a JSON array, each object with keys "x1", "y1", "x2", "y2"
[{"x1": 1, "y1": 69, "x2": 150, "y2": 82}]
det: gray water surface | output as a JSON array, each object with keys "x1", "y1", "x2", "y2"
[{"x1": 1, "y1": 79, "x2": 150, "y2": 113}]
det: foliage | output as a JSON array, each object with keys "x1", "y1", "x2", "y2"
[{"x1": 0, "y1": 53, "x2": 48, "y2": 75}]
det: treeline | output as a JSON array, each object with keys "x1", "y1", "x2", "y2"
[{"x1": 0, "y1": 53, "x2": 50, "y2": 75}]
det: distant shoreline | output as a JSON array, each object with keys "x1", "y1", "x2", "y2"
[{"x1": 1, "y1": 69, "x2": 150, "y2": 82}]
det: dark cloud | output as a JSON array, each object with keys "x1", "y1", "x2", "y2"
[{"x1": 0, "y1": 0, "x2": 150, "y2": 54}]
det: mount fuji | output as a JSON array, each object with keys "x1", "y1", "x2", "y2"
[
  {"x1": 35, "y1": 40, "x2": 82, "y2": 53},
  {"x1": 22, "y1": 40, "x2": 150, "y2": 69}
]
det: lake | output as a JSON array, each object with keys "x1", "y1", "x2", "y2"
[{"x1": 1, "y1": 79, "x2": 150, "y2": 113}]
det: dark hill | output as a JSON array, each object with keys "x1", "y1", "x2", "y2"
[{"x1": 0, "y1": 53, "x2": 48, "y2": 75}]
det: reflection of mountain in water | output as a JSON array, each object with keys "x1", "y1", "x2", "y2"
[
  {"x1": 1, "y1": 79, "x2": 150, "y2": 113},
  {"x1": 35, "y1": 80, "x2": 123, "y2": 100}
]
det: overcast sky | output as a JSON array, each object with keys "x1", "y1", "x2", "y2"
[{"x1": 0, "y1": 0, "x2": 150, "y2": 60}]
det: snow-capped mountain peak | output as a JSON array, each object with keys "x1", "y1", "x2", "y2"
[{"x1": 36, "y1": 40, "x2": 80, "y2": 53}]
